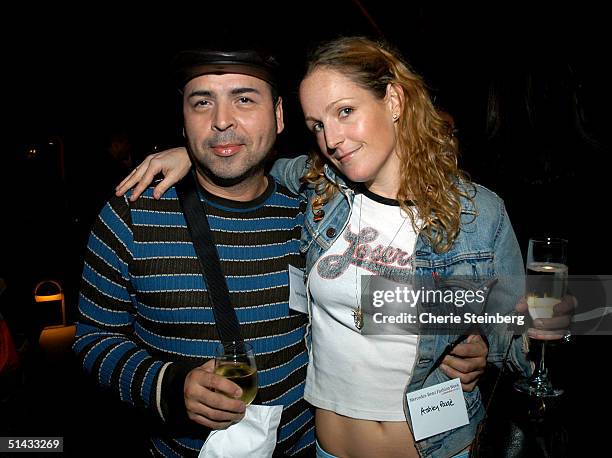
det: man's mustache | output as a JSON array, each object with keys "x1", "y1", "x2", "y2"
[{"x1": 205, "y1": 132, "x2": 248, "y2": 148}]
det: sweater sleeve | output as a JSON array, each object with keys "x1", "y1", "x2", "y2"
[{"x1": 73, "y1": 194, "x2": 195, "y2": 424}]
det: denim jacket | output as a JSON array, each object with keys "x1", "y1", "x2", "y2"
[{"x1": 271, "y1": 155, "x2": 531, "y2": 458}]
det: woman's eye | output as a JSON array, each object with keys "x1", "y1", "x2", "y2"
[
  {"x1": 339, "y1": 107, "x2": 353, "y2": 118},
  {"x1": 312, "y1": 122, "x2": 323, "y2": 133}
]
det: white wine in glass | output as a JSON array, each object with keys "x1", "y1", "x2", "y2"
[
  {"x1": 526, "y1": 262, "x2": 568, "y2": 319},
  {"x1": 214, "y1": 341, "x2": 258, "y2": 405},
  {"x1": 515, "y1": 237, "x2": 567, "y2": 398}
]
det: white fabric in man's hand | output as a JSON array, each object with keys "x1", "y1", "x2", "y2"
[{"x1": 199, "y1": 404, "x2": 283, "y2": 458}]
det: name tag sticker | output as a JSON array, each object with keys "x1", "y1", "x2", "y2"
[
  {"x1": 406, "y1": 378, "x2": 469, "y2": 441},
  {"x1": 288, "y1": 265, "x2": 308, "y2": 314}
]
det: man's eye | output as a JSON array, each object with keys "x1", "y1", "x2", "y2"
[
  {"x1": 194, "y1": 100, "x2": 210, "y2": 107},
  {"x1": 238, "y1": 97, "x2": 253, "y2": 104}
]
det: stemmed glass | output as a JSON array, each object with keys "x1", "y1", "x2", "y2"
[
  {"x1": 515, "y1": 237, "x2": 568, "y2": 397},
  {"x1": 214, "y1": 341, "x2": 258, "y2": 405}
]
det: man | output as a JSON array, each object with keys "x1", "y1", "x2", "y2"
[{"x1": 74, "y1": 48, "x2": 314, "y2": 456}]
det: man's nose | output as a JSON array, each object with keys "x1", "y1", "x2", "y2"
[{"x1": 212, "y1": 103, "x2": 235, "y2": 131}]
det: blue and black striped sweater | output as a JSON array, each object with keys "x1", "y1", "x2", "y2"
[{"x1": 74, "y1": 177, "x2": 314, "y2": 456}]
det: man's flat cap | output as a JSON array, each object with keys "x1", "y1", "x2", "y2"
[{"x1": 173, "y1": 48, "x2": 279, "y2": 90}]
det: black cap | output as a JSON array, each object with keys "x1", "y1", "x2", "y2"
[{"x1": 173, "y1": 48, "x2": 280, "y2": 91}]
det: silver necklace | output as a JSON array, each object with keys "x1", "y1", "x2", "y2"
[{"x1": 353, "y1": 193, "x2": 408, "y2": 330}]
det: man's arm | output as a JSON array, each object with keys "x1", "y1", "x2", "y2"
[
  {"x1": 73, "y1": 195, "x2": 245, "y2": 430},
  {"x1": 73, "y1": 195, "x2": 174, "y2": 420}
]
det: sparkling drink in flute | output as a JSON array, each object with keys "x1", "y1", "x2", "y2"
[{"x1": 515, "y1": 237, "x2": 567, "y2": 397}]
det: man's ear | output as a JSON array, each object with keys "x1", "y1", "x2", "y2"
[{"x1": 275, "y1": 96, "x2": 284, "y2": 134}]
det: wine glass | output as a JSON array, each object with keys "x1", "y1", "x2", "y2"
[
  {"x1": 214, "y1": 341, "x2": 258, "y2": 405},
  {"x1": 515, "y1": 237, "x2": 568, "y2": 397}
]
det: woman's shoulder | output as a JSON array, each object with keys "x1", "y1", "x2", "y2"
[
  {"x1": 458, "y1": 180, "x2": 505, "y2": 213},
  {"x1": 456, "y1": 180, "x2": 512, "y2": 239},
  {"x1": 455, "y1": 181, "x2": 517, "y2": 250}
]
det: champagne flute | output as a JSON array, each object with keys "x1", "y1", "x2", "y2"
[
  {"x1": 214, "y1": 341, "x2": 258, "y2": 405},
  {"x1": 515, "y1": 237, "x2": 567, "y2": 397}
]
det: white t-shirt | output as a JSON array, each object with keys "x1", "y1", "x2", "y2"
[{"x1": 305, "y1": 190, "x2": 420, "y2": 421}]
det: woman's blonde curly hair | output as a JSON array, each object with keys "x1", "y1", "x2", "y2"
[{"x1": 301, "y1": 36, "x2": 474, "y2": 253}]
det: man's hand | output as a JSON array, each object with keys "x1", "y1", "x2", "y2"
[
  {"x1": 440, "y1": 334, "x2": 488, "y2": 392},
  {"x1": 516, "y1": 295, "x2": 577, "y2": 341},
  {"x1": 184, "y1": 360, "x2": 246, "y2": 429}
]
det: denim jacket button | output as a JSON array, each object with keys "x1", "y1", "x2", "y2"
[{"x1": 326, "y1": 227, "x2": 337, "y2": 238}]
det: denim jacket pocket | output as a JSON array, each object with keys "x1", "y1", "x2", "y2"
[
  {"x1": 437, "y1": 251, "x2": 495, "y2": 280},
  {"x1": 430, "y1": 365, "x2": 483, "y2": 417}
]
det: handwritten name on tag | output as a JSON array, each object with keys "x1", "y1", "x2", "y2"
[
  {"x1": 288, "y1": 265, "x2": 308, "y2": 314},
  {"x1": 406, "y1": 378, "x2": 469, "y2": 441}
]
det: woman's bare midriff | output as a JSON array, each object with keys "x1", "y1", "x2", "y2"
[{"x1": 316, "y1": 408, "x2": 419, "y2": 458}]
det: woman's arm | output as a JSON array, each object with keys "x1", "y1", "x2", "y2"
[
  {"x1": 115, "y1": 149, "x2": 313, "y2": 201},
  {"x1": 486, "y1": 201, "x2": 533, "y2": 376},
  {"x1": 269, "y1": 155, "x2": 310, "y2": 196},
  {"x1": 115, "y1": 147, "x2": 191, "y2": 201}
]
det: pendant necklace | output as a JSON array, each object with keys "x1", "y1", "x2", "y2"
[{"x1": 353, "y1": 193, "x2": 408, "y2": 330}]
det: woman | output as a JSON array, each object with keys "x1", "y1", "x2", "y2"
[{"x1": 117, "y1": 37, "x2": 532, "y2": 458}]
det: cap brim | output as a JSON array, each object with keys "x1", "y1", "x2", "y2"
[{"x1": 179, "y1": 63, "x2": 276, "y2": 89}]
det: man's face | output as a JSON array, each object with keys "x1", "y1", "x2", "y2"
[{"x1": 182, "y1": 73, "x2": 284, "y2": 187}]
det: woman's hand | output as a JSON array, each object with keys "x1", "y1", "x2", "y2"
[
  {"x1": 516, "y1": 294, "x2": 576, "y2": 341},
  {"x1": 115, "y1": 147, "x2": 191, "y2": 201}
]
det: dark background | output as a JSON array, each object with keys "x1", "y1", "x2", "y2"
[{"x1": 1, "y1": 1, "x2": 609, "y2": 456}]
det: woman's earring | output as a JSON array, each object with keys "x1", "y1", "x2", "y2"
[{"x1": 392, "y1": 113, "x2": 399, "y2": 121}]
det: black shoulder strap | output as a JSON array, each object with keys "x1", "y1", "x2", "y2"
[{"x1": 175, "y1": 171, "x2": 243, "y2": 343}]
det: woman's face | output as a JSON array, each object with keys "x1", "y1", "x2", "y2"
[{"x1": 299, "y1": 67, "x2": 402, "y2": 197}]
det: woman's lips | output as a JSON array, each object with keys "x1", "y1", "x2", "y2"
[{"x1": 335, "y1": 146, "x2": 361, "y2": 164}]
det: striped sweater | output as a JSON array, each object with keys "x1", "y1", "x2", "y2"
[{"x1": 73, "y1": 177, "x2": 314, "y2": 457}]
